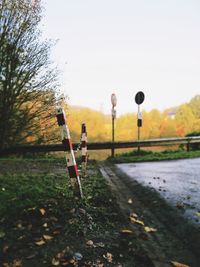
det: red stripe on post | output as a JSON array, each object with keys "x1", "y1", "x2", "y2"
[
  {"x1": 82, "y1": 123, "x2": 86, "y2": 133},
  {"x1": 68, "y1": 165, "x2": 79, "y2": 178},
  {"x1": 81, "y1": 155, "x2": 87, "y2": 162},
  {"x1": 81, "y1": 141, "x2": 86, "y2": 148},
  {"x1": 62, "y1": 138, "x2": 72, "y2": 151},
  {"x1": 56, "y1": 113, "x2": 65, "y2": 126}
]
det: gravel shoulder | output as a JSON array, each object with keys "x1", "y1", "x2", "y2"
[{"x1": 99, "y1": 161, "x2": 200, "y2": 267}]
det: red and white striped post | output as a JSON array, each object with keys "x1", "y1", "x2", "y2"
[
  {"x1": 56, "y1": 107, "x2": 83, "y2": 198},
  {"x1": 81, "y1": 123, "x2": 88, "y2": 177}
]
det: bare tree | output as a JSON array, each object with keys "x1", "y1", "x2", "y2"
[{"x1": 0, "y1": 0, "x2": 59, "y2": 149}]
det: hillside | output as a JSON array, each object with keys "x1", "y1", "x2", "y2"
[{"x1": 66, "y1": 95, "x2": 200, "y2": 142}]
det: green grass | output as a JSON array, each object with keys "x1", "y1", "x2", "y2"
[
  {"x1": 0, "y1": 158, "x2": 147, "y2": 267},
  {"x1": 108, "y1": 149, "x2": 200, "y2": 163}
]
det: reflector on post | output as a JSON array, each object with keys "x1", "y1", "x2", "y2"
[{"x1": 137, "y1": 112, "x2": 142, "y2": 127}]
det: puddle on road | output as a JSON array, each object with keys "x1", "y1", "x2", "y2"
[{"x1": 117, "y1": 158, "x2": 200, "y2": 225}]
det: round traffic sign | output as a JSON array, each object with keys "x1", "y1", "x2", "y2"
[{"x1": 135, "y1": 91, "x2": 145, "y2": 105}]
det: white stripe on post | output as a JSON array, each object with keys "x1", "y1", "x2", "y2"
[{"x1": 56, "y1": 107, "x2": 83, "y2": 198}]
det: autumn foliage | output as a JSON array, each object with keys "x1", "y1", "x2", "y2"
[
  {"x1": 3, "y1": 94, "x2": 200, "y2": 146},
  {"x1": 65, "y1": 95, "x2": 200, "y2": 143}
]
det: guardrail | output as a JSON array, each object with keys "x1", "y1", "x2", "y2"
[{"x1": 1, "y1": 136, "x2": 200, "y2": 155}]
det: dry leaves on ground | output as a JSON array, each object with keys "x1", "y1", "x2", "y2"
[
  {"x1": 39, "y1": 208, "x2": 46, "y2": 216},
  {"x1": 144, "y1": 226, "x2": 157, "y2": 233},
  {"x1": 35, "y1": 239, "x2": 46, "y2": 246},
  {"x1": 120, "y1": 229, "x2": 134, "y2": 234},
  {"x1": 170, "y1": 261, "x2": 190, "y2": 267},
  {"x1": 130, "y1": 213, "x2": 145, "y2": 226},
  {"x1": 103, "y1": 252, "x2": 113, "y2": 263}
]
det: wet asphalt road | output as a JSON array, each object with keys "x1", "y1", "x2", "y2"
[{"x1": 117, "y1": 158, "x2": 200, "y2": 225}]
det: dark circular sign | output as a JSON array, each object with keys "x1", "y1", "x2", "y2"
[{"x1": 135, "y1": 91, "x2": 145, "y2": 105}]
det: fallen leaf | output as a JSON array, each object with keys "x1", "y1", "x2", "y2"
[
  {"x1": 196, "y1": 212, "x2": 200, "y2": 217},
  {"x1": 170, "y1": 261, "x2": 189, "y2": 267},
  {"x1": 95, "y1": 260, "x2": 104, "y2": 267},
  {"x1": 144, "y1": 226, "x2": 157, "y2": 233},
  {"x1": 13, "y1": 259, "x2": 22, "y2": 267},
  {"x1": 103, "y1": 252, "x2": 113, "y2": 263},
  {"x1": 39, "y1": 208, "x2": 46, "y2": 216},
  {"x1": 86, "y1": 240, "x2": 94, "y2": 246},
  {"x1": 128, "y1": 198, "x2": 133, "y2": 204},
  {"x1": 43, "y1": 234, "x2": 53, "y2": 240},
  {"x1": 17, "y1": 223, "x2": 23, "y2": 229},
  {"x1": 35, "y1": 239, "x2": 46, "y2": 246},
  {"x1": 130, "y1": 217, "x2": 145, "y2": 226},
  {"x1": 120, "y1": 229, "x2": 133, "y2": 234},
  {"x1": 130, "y1": 212, "x2": 138, "y2": 218},
  {"x1": 52, "y1": 258, "x2": 60, "y2": 266}
]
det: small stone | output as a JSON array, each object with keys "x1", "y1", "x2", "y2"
[{"x1": 73, "y1": 252, "x2": 83, "y2": 261}]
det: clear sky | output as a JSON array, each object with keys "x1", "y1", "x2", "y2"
[{"x1": 42, "y1": 0, "x2": 200, "y2": 115}]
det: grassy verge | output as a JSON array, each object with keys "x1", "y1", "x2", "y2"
[
  {"x1": 0, "y1": 158, "x2": 150, "y2": 267},
  {"x1": 108, "y1": 149, "x2": 200, "y2": 163}
]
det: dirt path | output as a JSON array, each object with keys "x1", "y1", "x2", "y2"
[{"x1": 99, "y1": 162, "x2": 200, "y2": 267}]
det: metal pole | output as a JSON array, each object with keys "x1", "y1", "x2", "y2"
[
  {"x1": 137, "y1": 105, "x2": 140, "y2": 153},
  {"x1": 111, "y1": 93, "x2": 117, "y2": 157},
  {"x1": 112, "y1": 110, "x2": 115, "y2": 157}
]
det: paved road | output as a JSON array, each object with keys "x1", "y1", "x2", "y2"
[{"x1": 117, "y1": 158, "x2": 200, "y2": 225}]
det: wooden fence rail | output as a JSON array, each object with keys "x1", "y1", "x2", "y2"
[{"x1": 1, "y1": 136, "x2": 200, "y2": 155}]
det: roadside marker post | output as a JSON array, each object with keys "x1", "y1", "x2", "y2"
[
  {"x1": 135, "y1": 91, "x2": 145, "y2": 153},
  {"x1": 81, "y1": 123, "x2": 88, "y2": 177},
  {"x1": 111, "y1": 93, "x2": 117, "y2": 157},
  {"x1": 56, "y1": 107, "x2": 83, "y2": 198}
]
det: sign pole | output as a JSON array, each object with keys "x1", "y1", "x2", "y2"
[
  {"x1": 135, "y1": 91, "x2": 145, "y2": 154},
  {"x1": 112, "y1": 108, "x2": 115, "y2": 157},
  {"x1": 111, "y1": 93, "x2": 117, "y2": 157},
  {"x1": 137, "y1": 104, "x2": 140, "y2": 153}
]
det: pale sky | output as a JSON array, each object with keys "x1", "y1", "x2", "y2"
[{"x1": 42, "y1": 0, "x2": 200, "y2": 115}]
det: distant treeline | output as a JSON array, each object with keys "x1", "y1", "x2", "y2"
[
  {"x1": 2, "y1": 94, "x2": 200, "y2": 147},
  {"x1": 66, "y1": 95, "x2": 200, "y2": 143}
]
